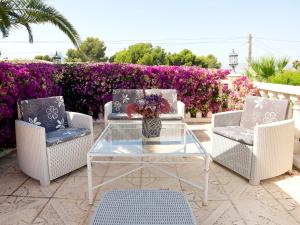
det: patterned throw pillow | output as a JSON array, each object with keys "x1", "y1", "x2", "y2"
[
  {"x1": 112, "y1": 89, "x2": 143, "y2": 113},
  {"x1": 145, "y1": 89, "x2": 178, "y2": 114},
  {"x1": 240, "y1": 96, "x2": 289, "y2": 129},
  {"x1": 19, "y1": 96, "x2": 68, "y2": 133}
]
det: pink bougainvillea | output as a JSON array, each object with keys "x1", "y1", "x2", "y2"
[
  {"x1": 228, "y1": 76, "x2": 260, "y2": 110},
  {"x1": 0, "y1": 62, "x2": 231, "y2": 147}
]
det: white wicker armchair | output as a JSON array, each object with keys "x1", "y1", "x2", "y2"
[
  {"x1": 211, "y1": 96, "x2": 294, "y2": 185},
  {"x1": 16, "y1": 98, "x2": 93, "y2": 186}
]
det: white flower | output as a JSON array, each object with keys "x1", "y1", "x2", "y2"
[
  {"x1": 46, "y1": 106, "x2": 58, "y2": 119},
  {"x1": 56, "y1": 118, "x2": 65, "y2": 129},
  {"x1": 28, "y1": 117, "x2": 41, "y2": 126},
  {"x1": 254, "y1": 98, "x2": 265, "y2": 109},
  {"x1": 113, "y1": 101, "x2": 122, "y2": 111},
  {"x1": 55, "y1": 96, "x2": 64, "y2": 107},
  {"x1": 122, "y1": 94, "x2": 130, "y2": 103},
  {"x1": 263, "y1": 112, "x2": 277, "y2": 123},
  {"x1": 21, "y1": 100, "x2": 29, "y2": 104}
]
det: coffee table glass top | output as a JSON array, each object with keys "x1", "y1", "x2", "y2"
[{"x1": 89, "y1": 122, "x2": 207, "y2": 156}]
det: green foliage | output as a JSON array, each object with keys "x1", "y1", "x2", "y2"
[
  {"x1": 0, "y1": 0, "x2": 80, "y2": 47},
  {"x1": 110, "y1": 43, "x2": 168, "y2": 65},
  {"x1": 65, "y1": 37, "x2": 107, "y2": 62},
  {"x1": 168, "y1": 49, "x2": 221, "y2": 68},
  {"x1": 34, "y1": 55, "x2": 53, "y2": 62},
  {"x1": 292, "y1": 60, "x2": 300, "y2": 70},
  {"x1": 246, "y1": 56, "x2": 289, "y2": 81},
  {"x1": 110, "y1": 44, "x2": 221, "y2": 68},
  {"x1": 268, "y1": 70, "x2": 300, "y2": 86}
]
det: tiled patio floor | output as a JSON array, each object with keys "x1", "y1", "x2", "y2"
[{"x1": 0, "y1": 122, "x2": 300, "y2": 225}]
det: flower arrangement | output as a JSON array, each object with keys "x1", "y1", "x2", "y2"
[{"x1": 126, "y1": 93, "x2": 171, "y2": 119}]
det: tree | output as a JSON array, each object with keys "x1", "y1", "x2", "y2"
[
  {"x1": 292, "y1": 60, "x2": 300, "y2": 70},
  {"x1": 168, "y1": 49, "x2": 221, "y2": 68},
  {"x1": 110, "y1": 43, "x2": 169, "y2": 65},
  {"x1": 0, "y1": 0, "x2": 80, "y2": 47},
  {"x1": 34, "y1": 54, "x2": 52, "y2": 62},
  {"x1": 65, "y1": 37, "x2": 107, "y2": 62},
  {"x1": 246, "y1": 56, "x2": 289, "y2": 81}
]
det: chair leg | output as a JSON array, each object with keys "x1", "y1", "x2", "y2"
[
  {"x1": 40, "y1": 177, "x2": 50, "y2": 186},
  {"x1": 249, "y1": 178, "x2": 260, "y2": 185}
]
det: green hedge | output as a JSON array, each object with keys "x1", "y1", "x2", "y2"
[{"x1": 268, "y1": 70, "x2": 300, "y2": 86}]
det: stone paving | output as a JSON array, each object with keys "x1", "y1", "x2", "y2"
[{"x1": 0, "y1": 122, "x2": 300, "y2": 225}]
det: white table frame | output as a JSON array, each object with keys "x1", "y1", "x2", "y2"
[{"x1": 87, "y1": 123, "x2": 210, "y2": 206}]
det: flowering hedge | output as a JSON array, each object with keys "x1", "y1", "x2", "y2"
[
  {"x1": 228, "y1": 76, "x2": 260, "y2": 110},
  {"x1": 0, "y1": 62, "x2": 230, "y2": 147}
]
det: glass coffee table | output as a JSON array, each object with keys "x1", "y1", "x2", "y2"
[{"x1": 87, "y1": 122, "x2": 210, "y2": 205}]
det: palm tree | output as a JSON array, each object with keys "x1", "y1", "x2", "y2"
[
  {"x1": 0, "y1": 0, "x2": 80, "y2": 47},
  {"x1": 246, "y1": 56, "x2": 289, "y2": 81}
]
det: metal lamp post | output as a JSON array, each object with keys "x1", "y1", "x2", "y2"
[
  {"x1": 229, "y1": 49, "x2": 238, "y2": 72},
  {"x1": 53, "y1": 51, "x2": 62, "y2": 64}
]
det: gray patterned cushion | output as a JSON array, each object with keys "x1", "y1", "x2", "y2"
[
  {"x1": 213, "y1": 126, "x2": 254, "y2": 145},
  {"x1": 112, "y1": 89, "x2": 143, "y2": 113},
  {"x1": 19, "y1": 96, "x2": 68, "y2": 133},
  {"x1": 145, "y1": 89, "x2": 178, "y2": 114},
  {"x1": 46, "y1": 127, "x2": 91, "y2": 147},
  {"x1": 112, "y1": 89, "x2": 178, "y2": 114},
  {"x1": 240, "y1": 96, "x2": 289, "y2": 129},
  {"x1": 107, "y1": 113, "x2": 183, "y2": 121}
]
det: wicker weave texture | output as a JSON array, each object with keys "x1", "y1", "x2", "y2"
[
  {"x1": 212, "y1": 133, "x2": 253, "y2": 178},
  {"x1": 91, "y1": 189, "x2": 196, "y2": 225},
  {"x1": 47, "y1": 134, "x2": 92, "y2": 180}
]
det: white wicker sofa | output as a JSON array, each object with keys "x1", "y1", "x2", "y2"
[
  {"x1": 15, "y1": 96, "x2": 93, "y2": 186},
  {"x1": 104, "y1": 89, "x2": 185, "y2": 125},
  {"x1": 211, "y1": 96, "x2": 294, "y2": 185}
]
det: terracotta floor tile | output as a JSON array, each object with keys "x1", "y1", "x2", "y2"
[
  {"x1": 54, "y1": 176, "x2": 103, "y2": 200},
  {"x1": 32, "y1": 198, "x2": 91, "y2": 225},
  {"x1": 0, "y1": 173, "x2": 28, "y2": 196},
  {"x1": 13, "y1": 177, "x2": 65, "y2": 198},
  {"x1": 0, "y1": 196, "x2": 48, "y2": 225}
]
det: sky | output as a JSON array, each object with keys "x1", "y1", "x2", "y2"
[{"x1": 1, "y1": 0, "x2": 300, "y2": 71}]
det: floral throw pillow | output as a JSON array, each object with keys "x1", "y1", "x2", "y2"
[
  {"x1": 19, "y1": 96, "x2": 68, "y2": 133},
  {"x1": 112, "y1": 89, "x2": 143, "y2": 113},
  {"x1": 240, "y1": 96, "x2": 289, "y2": 129},
  {"x1": 145, "y1": 89, "x2": 178, "y2": 114}
]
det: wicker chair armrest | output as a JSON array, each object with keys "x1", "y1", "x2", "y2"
[
  {"x1": 177, "y1": 101, "x2": 185, "y2": 118},
  {"x1": 212, "y1": 110, "x2": 243, "y2": 128},
  {"x1": 252, "y1": 119, "x2": 294, "y2": 180},
  {"x1": 104, "y1": 101, "x2": 112, "y2": 124},
  {"x1": 66, "y1": 111, "x2": 93, "y2": 132},
  {"x1": 15, "y1": 120, "x2": 49, "y2": 183}
]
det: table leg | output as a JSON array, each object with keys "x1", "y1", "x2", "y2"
[
  {"x1": 87, "y1": 155, "x2": 93, "y2": 204},
  {"x1": 203, "y1": 155, "x2": 210, "y2": 206}
]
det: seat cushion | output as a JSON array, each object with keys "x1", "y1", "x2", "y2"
[
  {"x1": 108, "y1": 113, "x2": 183, "y2": 121},
  {"x1": 240, "y1": 96, "x2": 289, "y2": 129},
  {"x1": 46, "y1": 127, "x2": 91, "y2": 147},
  {"x1": 19, "y1": 96, "x2": 68, "y2": 133},
  {"x1": 212, "y1": 126, "x2": 254, "y2": 145}
]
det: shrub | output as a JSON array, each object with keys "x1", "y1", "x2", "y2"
[
  {"x1": 268, "y1": 70, "x2": 300, "y2": 86},
  {"x1": 0, "y1": 62, "x2": 62, "y2": 148},
  {"x1": 228, "y1": 76, "x2": 260, "y2": 110},
  {"x1": 0, "y1": 62, "x2": 230, "y2": 147},
  {"x1": 246, "y1": 56, "x2": 289, "y2": 81}
]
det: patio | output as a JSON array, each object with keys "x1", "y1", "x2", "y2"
[{"x1": 0, "y1": 122, "x2": 300, "y2": 225}]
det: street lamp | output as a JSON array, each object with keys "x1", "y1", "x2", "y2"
[
  {"x1": 53, "y1": 51, "x2": 62, "y2": 64},
  {"x1": 229, "y1": 49, "x2": 238, "y2": 72}
]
